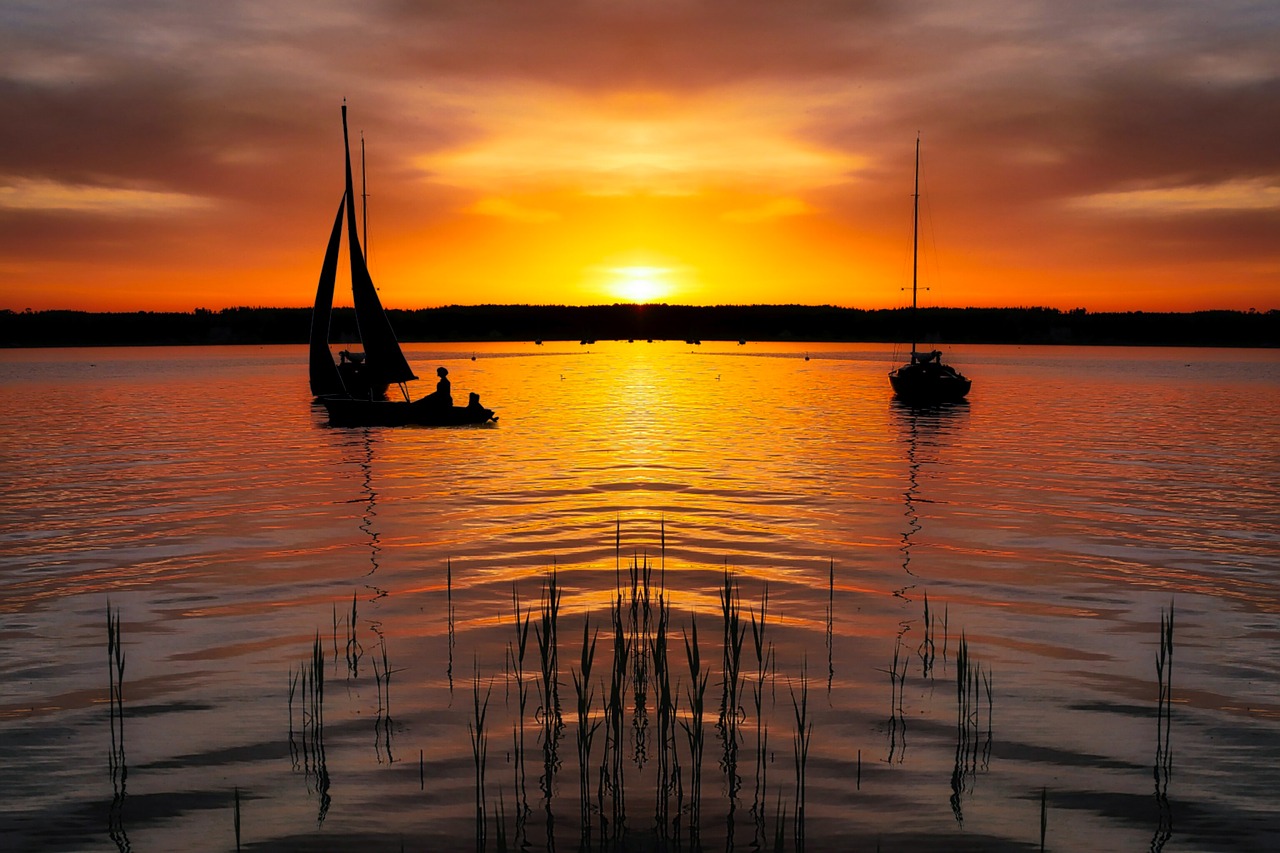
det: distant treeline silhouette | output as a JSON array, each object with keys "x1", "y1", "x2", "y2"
[{"x1": 2, "y1": 304, "x2": 1276, "y2": 348}]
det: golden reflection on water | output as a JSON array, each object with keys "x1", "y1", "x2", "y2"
[{"x1": 0, "y1": 342, "x2": 1278, "y2": 850}]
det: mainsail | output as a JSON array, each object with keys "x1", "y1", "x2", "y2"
[
  {"x1": 309, "y1": 197, "x2": 347, "y2": 397},
  {"x1": 341, "y1": 104, "x2": 417, "y2": 387}
]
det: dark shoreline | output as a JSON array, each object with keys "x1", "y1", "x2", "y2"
[{"x1": 2, "y1": 304, "x2": 1276, "y2": 348}]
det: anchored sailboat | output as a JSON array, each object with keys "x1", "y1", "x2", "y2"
[
  {"x1": 309, "y1": 104, "x2": 495, "y2": 426},
  {"x1": 888, "y1": 136, "x2": 972, "y2": 404}
]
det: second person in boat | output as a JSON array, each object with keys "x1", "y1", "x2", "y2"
[{"x1": 419, "y1": 366, "x2": 453, "y2": 408}]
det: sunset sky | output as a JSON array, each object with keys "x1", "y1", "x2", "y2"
[{"x1": 2, "y1": 1, "x2": 1277, "y2": 312}]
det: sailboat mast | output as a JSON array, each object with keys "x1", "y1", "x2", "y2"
[
  {"x1": 361, "y1": 132, "x2": 368, "y2": 261},
  {"x1": 911, "y1": 134, "x2": 920, "y2": 359}
]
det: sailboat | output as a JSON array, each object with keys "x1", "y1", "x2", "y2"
[
  {"x1": 309, "y1": 104, "x2": 496, "y2": 427},
  {"x1": 888, "y1": 136, "x2": 972, "y2": 404}
]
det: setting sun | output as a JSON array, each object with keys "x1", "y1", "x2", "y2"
[{"x1": 609, "y1": 266, "x2": 673, "y2": 303}]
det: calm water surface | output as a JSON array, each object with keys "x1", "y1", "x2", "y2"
[{"x1": 1, "y1": 341, "x2": 1277, "y2": 852}]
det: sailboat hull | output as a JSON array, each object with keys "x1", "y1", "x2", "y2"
[
  {"x1": 321, "y1": 396, "x2": 497, "y2": 427},
  {"x1": 889, "y1": 364, "x2": 971, "y2": 404}
]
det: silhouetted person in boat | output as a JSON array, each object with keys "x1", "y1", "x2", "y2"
[
  {"x1": 420, "y1": 366, "x2": 452, "y2": 408},
  {"x1": 467, "y1": 391, "x2": 484, "y2": 410}
]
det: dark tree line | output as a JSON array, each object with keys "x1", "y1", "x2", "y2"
[{"x1": 2, "y1": 304, "x2": 1276, "y2": 348}]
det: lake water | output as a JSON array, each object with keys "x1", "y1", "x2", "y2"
[{"x1": 1, "y1": 341, "x2": 1277, "y2": 852}]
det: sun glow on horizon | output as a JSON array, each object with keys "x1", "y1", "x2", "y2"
[{"x1": 608, "y1": 265, "x2": 675, "y2": 303}]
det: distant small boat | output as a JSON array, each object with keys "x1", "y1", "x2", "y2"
[
  {"x1": 888, "y1": 136, "x2": 971, "y2": 405},
  {"x1": 309, "y1": 103, "x2": 496, "y2": 426}
]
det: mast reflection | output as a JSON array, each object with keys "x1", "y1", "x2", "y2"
[
  {"x1": 891, "y1": 399, "x2": 968, "y2": 601},
  {"x1": 887, "y1": 400, "x2": 970, "y2": 768},
  {"x1": 107, "y1": 603, "x2": 129, "y2": 852}
]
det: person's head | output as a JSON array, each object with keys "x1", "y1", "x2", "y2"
[{"x1": 437, "y1": 367, "x2": 449, "y2": 377}]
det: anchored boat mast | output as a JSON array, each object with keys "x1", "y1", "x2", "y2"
[{"x1": 911, "y1": 133, "x2": 920, "y2": 361}]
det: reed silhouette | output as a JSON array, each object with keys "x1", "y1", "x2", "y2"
[
  {"x1": 291, "y1": 633, "x2": 331, "y2": 826},
  {"x1": 680, "y1": 616, "x2": 710, "y2": 841},
  {"x1": 266, "y1": 521, "x2": 1037, "y2": 848},
  {"x1": 509, "y1": 585, "x2": 533, "y2": 831},
  {"x1": 106, "y1": 602, "x2": 129, "y2": 852},
  {"x1": 1152, "y1": 601, "x2": 1175, "y2": 851},
  {"x1": 570, "y1": 618, "x2": 600, "y2": 835},
  {"x1": 949, "y1": 634, "x2": 992, "y2": 825},
  {"x1": 373, "y1": 631, "x2": 395, "y2": 763},
  {"x1": 789, "y1": 662, "x2": 813, "y2": 848},
  {"x1": 469, "y1": 658, "x2": 493, "y2": 844}
]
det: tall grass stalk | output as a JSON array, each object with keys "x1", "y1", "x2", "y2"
[
  {"x1": 345, "y1": 591, "x2": 361, "y2": 678},
  {"x1": 650, "y1": 582, "x2": 679, "y2": 834},
  {"x1": 295, "y1": 632, "x2": 331, "y2": 826},
  {"x1": 510, "y1": 585, "x2": 532, "y2": 816},
  {"x1": 535, "y1": 565, "x2": 564, "y2": 800},
  {"x1": 826, "y1": 559, "x2": 835, "y2": 690},
  {"x1": 749, "y1": 585, "x2": 773, "y2": 824},
  {"x1": 949, "y1": 632, "x2": 991, "y2": 825},
  {"x1": 601, "y1": 587, "x2": 631, "y2": 836},
  {"x1": 717, "y1": 568, "x2": 746, "y2": 803},
  {"x1": 446, "y1": 560, "x2": 455, "y2": 691},
  {"x1": 918, "y1": 591, "x2": 937, "y2": 677},
  {"x1": 681, "y1": 616, "x2": 710, "y2": 837},
  {"x1": 629, "y1": 552, "x2": 653, "y2": 772},
  {"x1": 107, "y1": 602, "x2": 129, "y2": 850},
  {"x1": 1153, "y1": 601, "x2": 1175, "y2": 851},
  {"x1": 571, "y1": 619, "x2": 601, "y2": 831},
  {"x1": 790, "y1": 663, "x2": 812, "y2": 847},
  {"x1": 883, "y1": 636, "x2": 907, "y2": 763},
  {"x1": 469, "y1": 659, "x2": 493, "y2": 843},
  {"x1": 373, "y1": 633, "x2": 394, "y2": 763}
]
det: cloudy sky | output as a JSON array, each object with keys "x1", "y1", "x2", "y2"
[{"x1": 2, "y1": 0, "x2": 1276, "y2": 311}]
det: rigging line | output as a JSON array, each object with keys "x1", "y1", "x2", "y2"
[{"x1": 918, "y1": 150, "x2": 943, "y2": 303}]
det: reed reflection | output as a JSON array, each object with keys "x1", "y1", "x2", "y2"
[
  {"x1": 891, "y1": 399, "x2": 968, "y2": 600},
  {"x1": 106, "y1": 603, "x2": 129, "y2": 852},
  {"x1": 372, "y1": 629, "x2": 394, "y2": 764},
  {"x1": 1153, "y1": 603, "x2": 1175, "y2": 851},
  {"x1": 289, "y1": 634, "x2": 331, "y2": 826}
]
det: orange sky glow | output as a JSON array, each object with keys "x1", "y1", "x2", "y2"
[{"x1": 1, "y1": 2, "x2": 1277, "y2": 313}]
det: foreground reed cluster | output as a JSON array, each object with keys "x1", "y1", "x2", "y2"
[
  {"x1": 260, "y1": 521, "x2": 1015, "y2": 851},
  {"x1": 449, "y1": 528, "x2": 841, "y2": 852}
]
